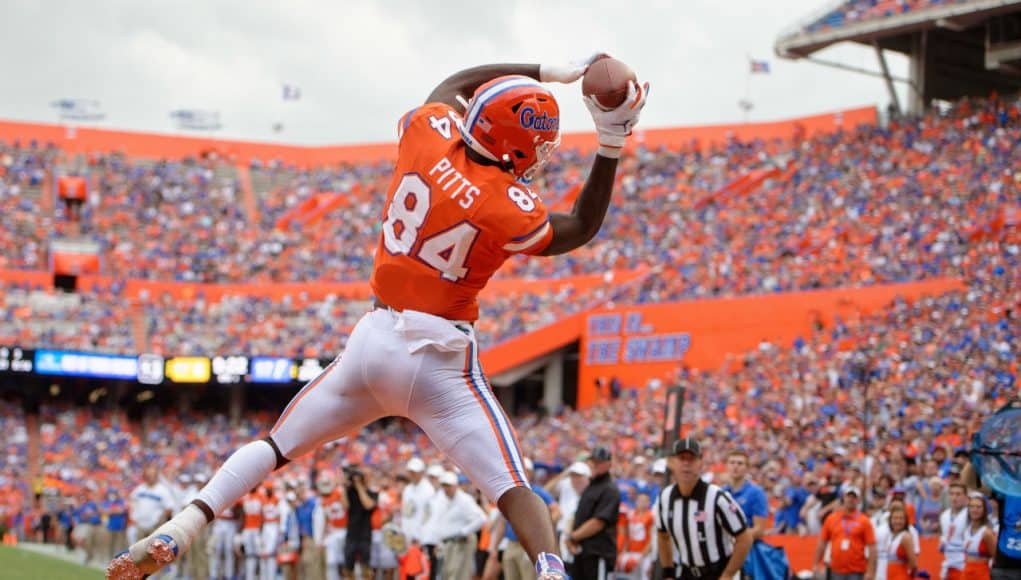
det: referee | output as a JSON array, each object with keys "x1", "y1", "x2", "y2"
[{"x1": 656, "y1": 437, "x2": 753, "y2": 580}]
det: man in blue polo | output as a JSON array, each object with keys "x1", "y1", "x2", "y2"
[{"x1": 723, "y1": 450, "x2": 769, "y2": 579}]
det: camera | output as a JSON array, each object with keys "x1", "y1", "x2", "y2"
[{"x1": 344, "y1": 466, "x2": 363, "y2": 482}]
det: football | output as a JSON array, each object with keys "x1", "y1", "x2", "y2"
[{"x1": 582, "y1": 56, "x2": 637, "y2": 110}]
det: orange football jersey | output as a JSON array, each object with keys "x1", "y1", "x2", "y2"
[
  {"x1": 626, "y1": 508, "x2": 654, "y2": 553},
  {"x1": 370, "y1": 103, "x2": 553, "y2": 321},
  {"x1": 241, "y1": 492, "x2": 264, "y2": 530},
  {"x1": 323, "y1": 489, "x2": 348, "y2": 530},
  {"x1": 261, "y1": 497, "x2": 280, "y2": 524}
]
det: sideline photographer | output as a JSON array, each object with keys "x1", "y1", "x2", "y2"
[{"x1": 344, "y1": 466, "x2": 378, "y2": 579}]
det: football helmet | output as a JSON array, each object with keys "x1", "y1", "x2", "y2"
[{"x1": 459, "y1": 75, "x2": 561, "y2": 182}]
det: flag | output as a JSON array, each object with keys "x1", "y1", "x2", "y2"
[
  {"x1": 50, "y1": 99, "x2": 105, "y2": 121},
  {"x1": 282, "y1": 83, "x2": 302, "y2": 101},
  {"x1": 750, "y1": 59, "x2": 771, "y2": 74},
  {"x1": 170, "y1": 109, "x2": 222, "y2": 131}
]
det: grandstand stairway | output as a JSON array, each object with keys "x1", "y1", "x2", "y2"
[
  {"x1": 248, "y1": 166, "x2": 298, "y2": 210},
  {"x1": 235, "y1": 164, "x2": 260, "y2": 223},
  {"x1": 131, "y1": 302, "x2": 148, "y2": 352},
  {"x1": 17, "y1": 170, "x2": 50, "y2": 215}
]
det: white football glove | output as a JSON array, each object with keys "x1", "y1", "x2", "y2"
[
  {"x1": 539, "y1": 52, "x2": 607, "y2": 84},
  {"x1": 584, "y1": 80, "x2": 650, "y2": 158}
]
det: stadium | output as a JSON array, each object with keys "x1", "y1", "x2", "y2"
[{"x1": 0, "y1": 1, "x2": 1019, "y2": 579}]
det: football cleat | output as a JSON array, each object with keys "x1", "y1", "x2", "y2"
[
  {"x1": 535, "y1": 552, "x2": 570, "y2": 580},
  {"x1": 106, "y1": 534, "x2": 179, "y2": 579}
]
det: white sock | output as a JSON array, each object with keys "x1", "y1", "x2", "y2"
[{"x1": 196, "y1": 439, "x2": 277, "y2": 514}]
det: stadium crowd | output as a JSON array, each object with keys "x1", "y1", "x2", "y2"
[
  {"x1": 0, "y1": 257, "x2": 1014, "y2": 576},
  {"x1": 0, "y1": 83, "x2": 1018, "y2": 577},
  {"x1": 803, "y1": 0, "x2": 972, "y2": 33},
  {"x1": 0, "y1": 92, "x2": 1017, "y2": 356}
]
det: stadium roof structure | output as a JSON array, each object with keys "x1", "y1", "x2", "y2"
[{"x1": 776, "y1": 0, "x2": 1021, "y2": 113}]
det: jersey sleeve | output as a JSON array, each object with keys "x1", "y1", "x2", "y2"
[
  {"x1": 714, "y1": 489, "x2": 749, "y2": 536},
  {"x1": 496, "y1": 183, "x2": 553, "y2": 256}
]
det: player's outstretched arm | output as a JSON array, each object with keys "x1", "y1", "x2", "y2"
[
  {"x1": 426, "y1": 55, "x2": 602, "y2": 113},
  {"x1": 427, "y1": 64, "x2": 540, "y2": 112},
  {"x1": 541, "y1": 80, "x2": 650, "y2": 256}
]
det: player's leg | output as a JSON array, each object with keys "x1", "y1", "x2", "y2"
[
  {"x1": 406, "y1": 338, "x2": 566, "y2": 580},
  {"x1": 243, "y1": 529, "x2": 260, "y2": 580},
  {"x1": 208, "y1": 524, "x2": 222, "y2": 580},
  {"x1": 225, "y1": 525, "x2": 238, "y2": 580},
  {"x1": 325, "y1": 530, "x2": 344, "y2": 580},
  {"x1": 260, "y1": 523, "x2": 278, "y2": 580},
  {"x1": 108, "y1": 312, "x2": 389, "y2": 580}
]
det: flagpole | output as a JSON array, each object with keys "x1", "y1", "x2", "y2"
[{"x1": 744, "y1": 56, "x2": 752, "y2": 124}]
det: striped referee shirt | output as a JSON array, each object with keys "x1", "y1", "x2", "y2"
[{"x1": 655, "y1": 478, "x2": 748, "y2": 570}]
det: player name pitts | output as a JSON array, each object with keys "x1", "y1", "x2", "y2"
[{"x1": 430, "y1": 157, "x2": 481, "y2": 209}]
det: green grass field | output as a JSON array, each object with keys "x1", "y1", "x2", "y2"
[{"x1": 0, "y1": 545, "x2": 104, "y2": 579}]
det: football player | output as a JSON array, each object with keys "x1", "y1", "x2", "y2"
[{"x1": 108, "y1": 55, "x2": 648, "y2": 580}]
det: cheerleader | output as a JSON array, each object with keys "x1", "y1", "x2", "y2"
[{"x1": 962, "y1": 492, "x2": 996, "y2": 580}]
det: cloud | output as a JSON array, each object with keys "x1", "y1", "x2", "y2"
[{"x1": 0, "y1": 0, "x2": 908, "y2": 144}]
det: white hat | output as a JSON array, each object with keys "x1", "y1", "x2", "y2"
[
  {"x1": 439, "y1": 471, "x2": 459, "y2": 487},
  {"x1": 178, "y1": 474, "x2": 192, "y2": 484},
  {"x1": 407, "y1": 458, "x2": 425, "y2": 473},
  {"x1": 651, "y1": 458, "x2": 668, "y2": 475},
  {"x1": 427, "y1": 465, "x2": 445, "y2": 478},
  {"x1": 567, "y1": 462, "x2": 592, "y2": 478},
  {"x1": 524, "y1": 458, "x2": 534, "y2": 471}
]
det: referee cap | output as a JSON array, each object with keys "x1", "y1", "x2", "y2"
[{"x1": 670, "y1": 437, "x2": 702, "y2": 457}]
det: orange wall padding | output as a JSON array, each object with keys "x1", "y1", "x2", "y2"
[
  {"x1": 66, "y1": 269, "x2": 640, "y2": 303},
  {"x1": 52, "y1": 252, "x2": 100, "y2": 275},
  {"x1": 0, "y1": 270, "x2": 53, "y2": 288},
  {"x1": 0, "y1": 107, "x2": 875, "y2": 167},
  {"x1": 768, "y1": 535, "x2": 943, "y2": 575},
  {"x1": 57, "y1": 176, "x2": 86, "y2": 200},
  {"x1": 578, "y1": 278, "x2": 964, "y2": 408}
]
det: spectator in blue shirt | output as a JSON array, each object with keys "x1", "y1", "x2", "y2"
[
  {"x1": 76, "y1": 490, "x2": 102, "y2": 565},
  {"x1": 723, "y1": 450, "x2": 770, "y2": 539},
  {"x1": 775, "y1": 473, "x2": 811, "y2": 534},
  {"x1": 724, "y1": 450, "x2": 771, "y2": 580},
  {"x1": 57, "y1": 500, "x2": 75, "y2": 551},
  {"x1": 103, "y1": 490, "x2": 128, "y2": 565}
]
